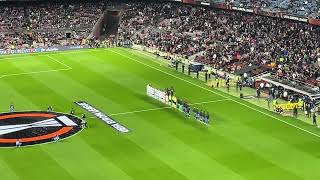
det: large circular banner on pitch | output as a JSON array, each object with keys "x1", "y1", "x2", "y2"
[{"x1": 0, "y1": 111, "x2": 83, "y2": 147}]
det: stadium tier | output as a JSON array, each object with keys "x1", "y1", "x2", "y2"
[{"x1": 0, "y1": 0, "x2": 320, "y2": 180}]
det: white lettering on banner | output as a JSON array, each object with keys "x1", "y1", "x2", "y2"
[
  {"x1": 231, "y1": 6, "x2": 253, "y2": 13},
  {"x1": 283, "y1": 15, "x2": 308, "y2": 22},
  {"x1": 111, "y1": 124, "x2": 129, "y2": 133},
  {"x1": 147, "y1": 85, "x2": 168, "y2": 104},
  {"x1": 201, "y1": 2, "x2": 210, "y2": 6},
  {"x1": 75, "y1": 101, "x2": 130, "y2": 133}
]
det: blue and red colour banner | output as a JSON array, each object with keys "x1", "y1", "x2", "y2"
[{"x1": 0, "y1": 45, "x2": 91, "y2": 55}]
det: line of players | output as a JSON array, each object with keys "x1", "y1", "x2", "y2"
[
  {"x1": 176, "y1": 99, "x2": 210, "y2": 124},
  {"x1": 165, "y1": 87, "x2": 210, "y2": 125}
]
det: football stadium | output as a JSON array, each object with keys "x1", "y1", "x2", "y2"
[{"x1": 0, "y1": 0, "x2": 320, "y2": 179}]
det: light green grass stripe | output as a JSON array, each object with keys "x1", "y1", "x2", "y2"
[
  {"x1": 41, "y1": 136, "x2": 134, "y2": 180},
  {"x1": 217, "y1": 118, "x2": 319, "y2": 179},
  {"x1": 119, "y1": 102, "x2": 303, "y2": 180},
  {"x1": 1, "y1": 147, "x2": 76, "y2": 180},
  {"x1": 116, "y1": 112, "x2": 247, "y2": 180}
]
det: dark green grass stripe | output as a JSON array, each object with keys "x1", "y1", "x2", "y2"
[
  {"x1": 1, "y1": 145, "x2": 76, "y2": 180},
  {"x1": 0, "y1": 80, "x2": 38, "y2": 112},
  {"x1": 211, "y1": 102, "x2": 320, "y2": 179},
  {"x1": 219, "y1": 101, "x2": 320, "y2": 158},
  {"x1": 81, "y1": 119, "x2": 190, "y2": 180},
  {"x1": 0, "y1": 59, "x2": 25, "y2": 75},
  {"x1": 49, "y1": 53, "x2": 182, "y2": 112},
  {"x1": 41, "y1": 135, "x2": 134, "y2": 180},
  {"x1": 118, "y1": 105, "x2": 304, "y2": 180},
  {"x1": 0, "y1": 158, "x2": 21, "y2": 180},
  {"x1": 114, "y1": 115, "x2": 247, "y2": 179}
]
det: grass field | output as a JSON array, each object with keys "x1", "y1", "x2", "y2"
[{"x1": 0, "y1": 47, "x2": 320, "y2": 180}]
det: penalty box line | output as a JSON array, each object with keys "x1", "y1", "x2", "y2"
[
  {"x1": 88, "y1": 99, "x2": 230, "y2": 118},
  {"x1": 46, "y1": 55, "x2": 73, "y2": 70},
  {"x1": 0, "y1": 56, "x2": 72, "y2": 79}
]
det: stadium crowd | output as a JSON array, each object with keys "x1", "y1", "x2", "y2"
[
  {"x1": 225, "y1": 0, "x2": 320, "y2": 17},
  {"x1": 118, "y1": 2, "x2": 320, "y2": 86},
  {"x1": 0, "y1": 2, "x2": 106, "y2": 49}
]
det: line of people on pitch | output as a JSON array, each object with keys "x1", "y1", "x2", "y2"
[
  {"x1": 169, "y1": 97, "x2": 210, "y2": 124},
  {"x1": 193, "y1": 107, "x2": 210, "y2": 124}
]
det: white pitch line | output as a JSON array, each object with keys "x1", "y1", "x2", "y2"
[
  {"x1": 0, "y1": 68, "x2": 71, "y2": 79},
  {"x1": 0, "y1": 54, "x2": 73, "y2": 79},
  {"x1": 110, "y1": 49, "x2": 320, "y2": 139},
  {"x1": 109, "y1": 106, "x2": 172, "y2": 116},
  {"x1": 88, "y1": 99, "x2": 229, "y2": 118},
  {"x1": 47, "y1": 55, "x2": 73, "y2": 70}
]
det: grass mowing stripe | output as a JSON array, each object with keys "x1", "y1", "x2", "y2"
[
  {"x1": 110, "y1": 48, "x2": 320, "y2": 139},
  {"x1": 52, "y1": 54, "x2": 158, "y2": 112},
  {"x1": 80, "y1": 121, "x2": 191, "y2": 180},
  {"x1": 115, "y1": 111, "x2": 247, "y2": 180},
  {"x1": 1, "y1": 148, "x2": 77, "y2": 180},
  {"x1": 125, "y1": 107, "x2": 304, "y2": 180},
  {"x1": 0, "y1": 157, "x2": 21, "y2": 180},
  {"x1": 41, "y1": 136, "x2": 135, "y2": 180},
  {"x1": 209, "y1": 102, "x2": 317, "y2": 179}
]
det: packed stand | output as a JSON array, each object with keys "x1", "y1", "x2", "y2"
[
  {"x1": 119, "y1": 1, "x2": 320, "y2": 87},
  {"x1": 218, "y1": 0, "x2": 320, "y2": 17},
  {"x1": 0, "y1": 5, "x2": 26, "y2": 32},
  {"x1": 0, "y1": 2, "x2": 106, "y2": 49}
]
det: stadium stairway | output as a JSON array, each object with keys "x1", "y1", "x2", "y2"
[{"x1": 90, "y1": 6, "x2": 123, "y2": 40}]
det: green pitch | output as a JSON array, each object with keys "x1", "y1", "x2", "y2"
[{"x1": 0, "y1": 47, "x2": 320, "y2": 180}]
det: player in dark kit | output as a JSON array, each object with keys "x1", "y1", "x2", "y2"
[
  {"x1": 206, "y1": 112, "x2": 210, "y2": 124},
  {"x1": 293, "y1": 105, "x2": 298, "y2": 118},
  {"x1": 227, "y1": 83, "x2": 230, "y2": 93},
  {"x1": 313, "y1": 113, "x2": 318, "y2": 127},
  {"x1": 10, "y1": 103, "x2": 14, "y2": 112},
  {"x1": 47, "y1": 105, "x2": 53, "y2": 112},
  {"x1": 205, "y1": 72, "x2": 208, "y2": 82},
  {"x1": 70, "y1": 108, "x2": 75, "y2": 115},
  {"x1": 175, "y1": 60, "x2": 179, "y2": 70}
]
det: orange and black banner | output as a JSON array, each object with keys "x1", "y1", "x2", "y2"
[
  {"x1": 182, "y1": 0, "x2": 196, "y2": 4},
  {"x1": 184, "y1": 0, "x2": 205, "y2": 5},
  {"x1": 309, "y1": 17, "x2": 320, "y2": 26}
]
